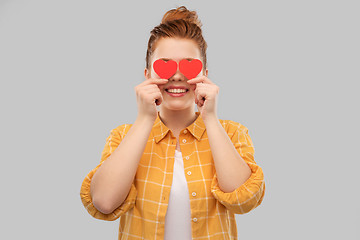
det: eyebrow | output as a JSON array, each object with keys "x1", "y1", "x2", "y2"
[{"x1": 159, "y1": 58, "x2": 195, "y2": 61}]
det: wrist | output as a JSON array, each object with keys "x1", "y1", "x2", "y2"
[
  {"x1": 202, "y1": 114, "x2": 219, "y2": 126},
  {"x1": 135, "y1": 114, "x2": 156, "y2": 126}
]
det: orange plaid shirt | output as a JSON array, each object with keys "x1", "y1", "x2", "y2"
[{"x1": 80, "y1": 111, "x2": 265, "y2": 239}]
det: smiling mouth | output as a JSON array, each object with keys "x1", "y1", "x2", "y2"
[{"x1": 165, "y1": 89, "x2": 189, "y2": 93}]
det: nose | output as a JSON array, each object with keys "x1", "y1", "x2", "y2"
[{"x1": 169, "y1": 65, "x2": 186, "y2": 81}]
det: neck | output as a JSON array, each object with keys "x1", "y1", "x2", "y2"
[{"x1": 158, "y1": 106, "x2": 198, "y2": 134}]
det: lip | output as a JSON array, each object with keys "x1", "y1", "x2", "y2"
[
  {"x1": 166, "y1": 91, "x2": 188, "y2": 97},
  {"x1": 165, "y1": 85, "x2": 189, "y2": 90},
  {"x1": 164, "y1": 85, "x2": 189, "y2": 97}
]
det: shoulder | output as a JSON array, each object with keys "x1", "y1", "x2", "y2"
[
  {"x1": 110, "y1": 123, "x2": 134, "y2": 138},
  {"x1": 218, "y1": 118, "x2": 249, "y2": 135}
]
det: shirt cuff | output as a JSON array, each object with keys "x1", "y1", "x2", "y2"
[
  {"x1": 211, "y1": 162, "x2": 265, "y2": 214},
  {"x1": 80, "y1": 166, "x2": 137, "y2": 221}
]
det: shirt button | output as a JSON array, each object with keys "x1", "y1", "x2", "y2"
[
  {"x1": 185, "y1": 156, "x2": 189, "y2": 160},
  {"x1": 182, "y1": 139, "x2": 186, "y2": 143},
  {"x1": 192, "y1": 192, "x2": 196, "y2": 197},
  {"x1": 193, "y1": 218, "x2": 198, "y2": 222},
  {"x1": 183, "y1": 129, "x2": 187, "y2": 134},
  {"x1": 187, "y1": 171, "x2": 191, "y2": 175}
]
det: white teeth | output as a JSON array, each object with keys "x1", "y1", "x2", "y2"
[{"x1": 167, "y1": 89, "x2": 187, "y2": 93}]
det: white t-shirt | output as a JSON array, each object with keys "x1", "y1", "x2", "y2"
[{"x1": 164, "y1": 149, "x2": 192, "y2": 240}]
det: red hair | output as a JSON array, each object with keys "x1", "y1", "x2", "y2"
[{"x1": 146, "y1": 6, "x2": 208, "y2": 73}]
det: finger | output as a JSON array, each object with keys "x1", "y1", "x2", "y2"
[
  {"x1": 142, "y1": 84, "x2": 162, "y2": 91},
  {"x1": 155, "y1": 90, "x2": 163, "y2": 105},
  {"x1": 197, "y1": 92, "x2": 203, "y2": 103},
  {"x1": 195, "y1": 88, "x2": 205, "y2": 101},
  {"x1": 198, "y1": 95, "x2": 204, "y2": 105},
  {"x1": 146, "y1": 88, "x2": 162, "y2": 95},
  {"x1": 197, "y1": 98, "x2": 203, "y2": 107},
  {"x1": 137, "y1": 85, "x2": 162, "y2": 95},
  {"x1": 187, "y1": 76, "x2": 212, "y2": 84},
  {"x1": 150, "y1": 91, "x2": 163, "y2": 105},
  {"x1": 144, "y1": 78, "x2": 169, "y2": 86}
]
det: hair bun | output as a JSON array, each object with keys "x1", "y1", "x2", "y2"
[{"x1": 161, "y1": 6, "x2": 202, "y2": 28}]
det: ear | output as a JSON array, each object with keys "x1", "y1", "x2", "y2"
[{"x1": 144, "y1": 68, "x2": 150, "y2": 80}]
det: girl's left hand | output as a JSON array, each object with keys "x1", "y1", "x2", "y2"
[{"x1": 187, "y1": 76, "x2": 219, "y2": 121}]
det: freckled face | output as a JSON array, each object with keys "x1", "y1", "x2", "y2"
[{"x1": 145, "y1": 38, "x2": 205, "y2": 110}]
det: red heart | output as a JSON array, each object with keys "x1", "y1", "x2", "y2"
[
  {"x1": 153, "y1": 59, "x2": 177, "y2": 79},
  {"x1": 179, "y1": 59, "x2": 203, "y2": 80}
]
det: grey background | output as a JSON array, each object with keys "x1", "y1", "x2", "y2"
[{"x1": 0, "y1": 0, "x2": 359, "y2": 239}]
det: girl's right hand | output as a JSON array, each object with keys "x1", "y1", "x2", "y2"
[{"x1": 134, "y1": 78, "x2": 168, "y2": 122}]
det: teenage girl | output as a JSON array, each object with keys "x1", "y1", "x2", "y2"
[{"x1": 81, "y1": 6, "x2": 265, "y2": 240}]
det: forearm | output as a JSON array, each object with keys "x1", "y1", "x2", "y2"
[
  {"x1": 204, "y1": 116, "x2": 252, "y2": 193},
  {"x1": 90, "y1": 116, "x2": 154, "y2": 214}
]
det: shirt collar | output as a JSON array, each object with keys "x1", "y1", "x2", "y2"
[{"x1": 152, "y1": 111, "x2": 206, "y2": 143}]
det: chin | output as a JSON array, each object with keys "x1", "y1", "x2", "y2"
[{"x1": 163, "y1": 102, "x2": 193, "y2": 110}]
